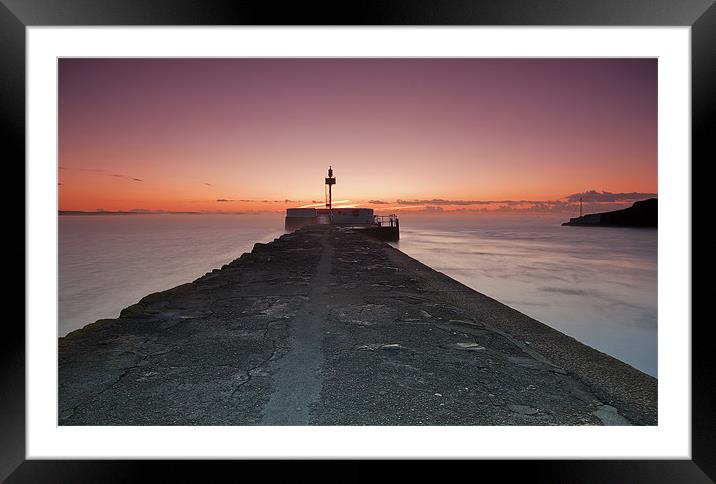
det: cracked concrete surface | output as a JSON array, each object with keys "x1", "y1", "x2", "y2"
[
  {"x1": 260, "y1": 235, "x2": 333, "y2": 424},
  {"x1": 58, "y1": 225, "x2": 656, "y2": 425}
]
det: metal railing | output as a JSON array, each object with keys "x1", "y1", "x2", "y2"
[{"x1": 374, "y1": 214, "x2": 399, "y2": 227}]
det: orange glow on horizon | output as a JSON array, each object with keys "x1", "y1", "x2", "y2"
[{"x1": 59, "y1": 58, "x2": 657, "y2": 214}]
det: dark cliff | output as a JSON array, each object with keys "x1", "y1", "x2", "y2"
[{"x1": 562, "y1": 198, "x2": 657, "y2": 227}]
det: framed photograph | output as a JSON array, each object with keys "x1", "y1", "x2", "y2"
[{"x1": 8, "y1": 0, "x2": 712, "y2": 480}]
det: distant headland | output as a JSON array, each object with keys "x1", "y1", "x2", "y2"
[{"x1": 562, "y1": 198, "x2": 657, "y2": 227}]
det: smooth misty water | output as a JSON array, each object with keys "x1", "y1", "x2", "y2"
[
  {"x1": 59, "y1": 214, "x2": 285, "y2": 338},
  {"x1": 59, "y1": 213, "x2": 657, "y2": 376},
  {"x1": 391, "y1": 214, "x2": 657, "y2": 377}
]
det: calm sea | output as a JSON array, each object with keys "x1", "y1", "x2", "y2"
[
  {"x1": 392, "y1": 213, "x2": 657, "y2": 377},
  {"x1": 58, "y1": 213, "x2": 285, "y2": 338},
  {"x1": 59, "y1": 213, "x2": 657, "y2": 376}
]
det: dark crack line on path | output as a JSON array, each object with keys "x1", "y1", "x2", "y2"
[
  {"x1": 231, "y1": 338, "x2": 280, "y2": 398},
  {"x1": 61, "y1": 339, "x2": 174, "y2": 422}
]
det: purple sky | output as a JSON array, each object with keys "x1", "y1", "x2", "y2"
[{"x1": 58, "y1": 58, "x2": 657, "y2": 212}]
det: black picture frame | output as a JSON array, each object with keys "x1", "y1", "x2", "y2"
[{"x1": 5, "y1": 0, "x2": 713, "y2": 481}]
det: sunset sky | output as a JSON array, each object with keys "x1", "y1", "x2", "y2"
[{"x1": 58, "y1": 58, "x2": 657, "y2": 214}]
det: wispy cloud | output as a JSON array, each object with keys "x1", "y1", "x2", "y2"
[
  {"x1": 129, "y1": 208, "x2": 160, "y2": 213},
  {"x1": 565, "y1": 190, "x2": 657, "y2": 203},
  {"x1": 111, "y1": 174, "x2": 143, "y2": 182},
  {"x1": 366, "y1": 190, "x2": 656, "y2": 214},
  {"x1": 216, "y1": 198, "x2": 302, "y2": 204},
  {"x1": 299, "y1": 200, "x2": 350, "y2": 208},
  {"x1": 379, "y1": 205, "x2": 427, "y2": 211},
  {"x1": 60, "y1": 166, "x2": 142, "y2": 181},
  {"x1": 422, "y1": 205, "x2": 444, "y2": 212}
]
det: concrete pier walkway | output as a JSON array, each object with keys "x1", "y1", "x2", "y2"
[{"x1": 59, "y1": 226, "x2": 657, "y2": 425}]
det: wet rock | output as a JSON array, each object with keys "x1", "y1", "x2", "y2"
[
  {"x1": 356, "y1": 343, "x2": 404, "y2": 351},
  {"x1": 380, "y1": 344, "x2": 403, "y2": 351},
  {"x1": 455, "y1": 342, "x2": 486, "y2": 352},
  {"x1": 592, "y1": 405, "x2": 631, "y2": 426}
]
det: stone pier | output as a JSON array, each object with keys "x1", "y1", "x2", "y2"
[{"x1": 59, "y1": 226, "x2": 656, "y2": 425}]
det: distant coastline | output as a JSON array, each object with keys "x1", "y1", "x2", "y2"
[
  {"x1": 59, "y1": 210, "x2": 247, "y2": 216},
  {"x1": 562, "y1": 198, "x2": 657, "y2": 228}
]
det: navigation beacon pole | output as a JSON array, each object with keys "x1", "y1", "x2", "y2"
[{"x1": 325, "y1": 166, "x2": 336, "y2": 222}]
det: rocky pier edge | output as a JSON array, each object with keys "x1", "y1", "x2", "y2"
[{"x1": 59, "y1": 225, "x2": 656, "y2": 426}]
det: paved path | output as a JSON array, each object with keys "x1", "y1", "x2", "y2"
[
  {"x1": 261, "y1": 235, "x2": 332, "y2": 425},
  {"x1": 59, "y1": 226, "x2": 656, "y2": 425}
]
